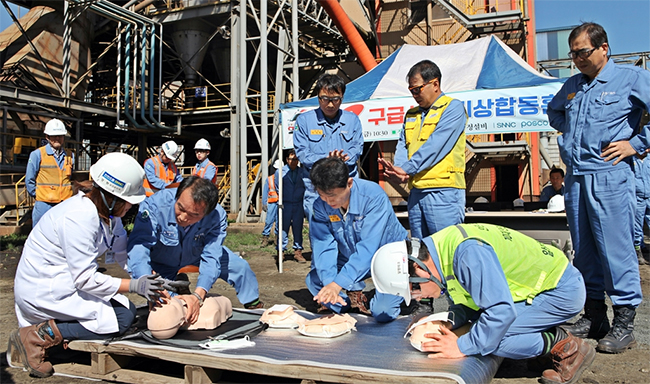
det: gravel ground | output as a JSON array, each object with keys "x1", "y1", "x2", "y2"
[{"x1": 1, "y1": 224, "x2": 649, "y2": 383}]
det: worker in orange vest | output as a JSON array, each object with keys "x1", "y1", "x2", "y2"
[
  {"x1": 191, "y1": 138, "x2": 218, "y2": 184},
  {"x1": 261, "y1": 159, "x2": 282, "y2": 247},
  {"x1": 143, "y1": 140, "x2": 183, "y2": 197},
  {"x1": 25, "y1": 118, "x2": 74, "y2": 228}
]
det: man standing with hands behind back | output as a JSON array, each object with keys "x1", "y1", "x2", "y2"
[
  {"x1": 547, "y1": 22, "x2": 650, "y2": 354},
  {"x1": 378, "y1": 60, "x2": 467, "y2": 240}
]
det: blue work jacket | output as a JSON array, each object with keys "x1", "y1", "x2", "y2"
[
  {"x1": 310, "y1": 179, "x2": 408, "y2": 290},
  {"x1": 127, "y1": 189, "x2": 228, "y2": 292},
  {"x1": 293, "y1": 108, "x2": 364, "y2": 176},
  {"x1": 634, "y1": 156, "x2": 650, "y2": 199},
  {"x1": 275, "y1": 165, "x2": 305, "y2": 204},
  {"x1": 25, "y1": 143, "x2": 75, "y2": 197},
  {"x1": 548, "y1": 60, "x2": 650, "y2": 175}
]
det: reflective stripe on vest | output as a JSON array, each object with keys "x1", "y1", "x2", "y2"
[
  {"x1": 35, "y1": 146, "x2": 73, "y2": 203},
  {"x1": 405, "y1": 95, "x2": 466, "y2": 189},
  {"x1": 267, "y1": 175, "x2": 278, "y2": 203},
  {"x1": 430, "y1": 224, "x2": 569, "y2": 311},
  {"x1": 191, "y1": 161, "x2": 218, "y2": 184},
  {"x1": 143, "y1": 156, "x2": 178, "y2": 197}
]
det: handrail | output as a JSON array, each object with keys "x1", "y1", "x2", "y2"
[{"x1": 14, "y1": 174, "x2": 30, "y2": 225}]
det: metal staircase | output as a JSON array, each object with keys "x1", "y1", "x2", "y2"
[{"x1": 433, "y1": 0, "x2": 524, "y2": 40}]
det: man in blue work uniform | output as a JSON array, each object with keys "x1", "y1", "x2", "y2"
[
  {"x1": 539, "y1": 167, "x2": 565, "y2": 202},
  {"x1": 26, "y1": 118, "x2": 75, "y2": 227},
  {"x1": 371, "y1": 223, "x2": 594, "y2": 384},
  {"x1": 276, "y1": 150, "x2": 307, "y2": 263},
  {"x1": 293, "y1": 74, "x2": 364, "y2": 221},
  {"x1": 547, "y1": 22, "x2": 649, "y2": 353},
  {"x1": 128, "y1": 176, "x2": 263, "y2": 323},
  {"x1": 143, "y1": 140, "x2": 184, "y2": 197},
  {"x1": 306, "y1": 157, "x2": 407, "y2": 322},
  {"x1": 260, "y1": 160, "x2": 281, "y2": 247},
  {"x1": 378, "y1": 59, "x2": 467, "y2": 239}
]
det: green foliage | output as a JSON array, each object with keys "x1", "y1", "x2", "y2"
[{"x1": 1, "y1": 233, "x2": 28, "y2": 251}]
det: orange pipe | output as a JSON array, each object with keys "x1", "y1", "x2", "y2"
[
  {"x1": 525, "y1": 0, "x2": 541, "y2": 196},
  {"x1": 317, "y1": 0, "x2": 377, "y2": 71}
]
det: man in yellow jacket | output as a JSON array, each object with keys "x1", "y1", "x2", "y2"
[
  {"x1": 25, "y1": 119, "x2": 74, "y2": 228},
  {"x1": 378, "y1": 60, "x2": 466, "y2": 239}
]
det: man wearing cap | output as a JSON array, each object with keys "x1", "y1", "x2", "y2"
[
  {"x1": 128, "y1": 176, "x2": 264, "y2": 314},
  {"x1": 26, "y1": 118, "x2": 75, "y2": 227},
  {"x1": 371, "y1": 223, "x2": 593, "y2": 384},
  {"x1": 143, "y1": 140, "x2": 184, "y2": 197},
  {"x1": 192, "y1": 138, "x2": 218, "y2": 184}
]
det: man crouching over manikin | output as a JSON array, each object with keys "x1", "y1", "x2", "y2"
[{"x1": 306, "y1": 157, "x2": 407, "y2": 322}]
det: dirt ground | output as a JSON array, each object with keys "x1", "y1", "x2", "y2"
[{"x1": 1, "y1": 224, "x2": 649, "y2": 384}]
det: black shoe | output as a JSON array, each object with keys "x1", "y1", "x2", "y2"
[
  {"x1": 636, "y1": 247, "x2": 648, "y2": 265},
  {"x1": 562, "y1": 298, "x2": 610, "y2": 339},
  {"x1": 597, "y1": 306, "x2": 637, "y2": 353}
]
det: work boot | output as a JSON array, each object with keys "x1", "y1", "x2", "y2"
[
  {"x1": 597, "y1": 305, "x2": 637, "y2": 353},
  {"x1": 347, "y1": 290, "x2": 371, "y2": 315},
  {"x1": 293, "y1": 249, "x2": 307, "y2": 263},
  {"x1": 244, "y1": 298, "x2": 264, "y2": 310},
  {"x1": 541, "y1": 329, "x2": 596, "y2": 384},
  {"x1": 561, "y1": 298, "x2": 610, "y2": 339},
  {"x1": 260, "y1": 235, "x2": 270, "y2": 247},
  {"x1": 636, "y1": 247, "x2": 648, "y2": 265},
  {"x1": 8, "y1": 320, "x2": 63, "y2": 378}
]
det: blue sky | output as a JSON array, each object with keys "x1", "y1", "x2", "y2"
[{"x1": 535, "y1": 0, "x2": 650, "y2": 55}]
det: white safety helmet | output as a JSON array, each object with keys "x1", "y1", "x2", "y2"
[
  {"x1": 547, "y1": 195, "x2": 565, "y2": 213},
  {"x1": 371, "y1": 241, "x2": 413, "y2": 305},
  {"x1": 194, "y1": 138, "x2": 211, "y2": 151},
  {"x1": 90, "y1": 152, "x2": 146, "y2": 204},
  {"x1": 273, "y1": 159, "x2": 283, "y2": 170},
  {"x1": 44, "y1": 118, "x2": 67, "y2": 136},
  {"x1": 474, "y1": 196, "x2": 488, "y2": 203},
  {"x1": 513, "y1": 198, "x2": 525, "y2": 209},
  {"x1": 162, "y1": 140, "x2": 181, "y2": 161}
]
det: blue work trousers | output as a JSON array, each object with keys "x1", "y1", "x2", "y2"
[
  {"x1": 262, "y1": 202, "x2": 278, "y2": 237},
  {"x1": 634, "y1": 195, "x2": 650, "y2": 249},
  {"x1": 32, "y1": 201, "x2": 57, "y2": 228},
  {"x1": 163, "y1": 246, "x2": 260, "y2": 305},
  {"x1": 302, "y1": 180, "x2": 318, "y2": 223},
  {"x1": 565, "y1": 170, "x2": 642, "y2": 307},
  {"x1": 407, "y1": 188, "x2": 465, "y2": 238},
  {"x1": 56, "y1": 299, "x2": 136, "y2": 340},
  {"x1": 306, "y1": 267, "x2": 403, "y2": 323},
  {"x1": 492, "y1": 266, "x2": 585, "y2": 359},
  {"x1": 282, "y1": 202, "x2": 304, "y2": 251}
]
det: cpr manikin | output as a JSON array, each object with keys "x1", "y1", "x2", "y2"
[
  {"x1": 148, "y1": 295, "x2": 232, "y2": 339},
  {"x1": 405, "y1": 312, "x2": 471, "y2": 352},
  {"x1": 297, "y1": 313, "x2": 357, "y2": 338},
  {"x1": 259, "y1": 304, "x2": 306, "y2": 329}
]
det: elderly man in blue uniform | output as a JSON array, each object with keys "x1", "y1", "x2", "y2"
[
  {"x1": 128, "y1": 176, "x2": 263, "y2": 323},
  {"x1": 25, "y1": 118, "x2": 75, "y2": 227},
  {"x1": 371, "y1": 224, "x2": 595, "y2": 384},
  {"x1": 547, "y1": 22, "x2": 649, "y2": 354},
  {"x1": 540, "y1": 167, "x2": 565, "y2": 202},
  {"x1": 293, "y1": 74, "x2": 364, "y2": 221},
  {"x1": 306, "y1": 157, "x2": 407, "y2": 322},
  {"x1": 633, "y1": 156, "x2": 650, "y2": 265},
  {"x1": 378, "y1": 59, "x2": 467, "y2": 239},
  {"x1": 276, "y1": 150, "x2": 307, "y2": 263}
]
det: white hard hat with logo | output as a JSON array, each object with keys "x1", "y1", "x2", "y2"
[
  {"x1": 90, "y1": 152, "x2": 146, "y2": 204},
  {"x1": 194, "y1": 138, "x2": 211, "y2": 151},
  {"x1": 273, "y1": 159, "x2": 283, "y2": 170},
  {"x1": 162, "y1": 140, "x2": 181, "y2": 161},
  {"x1": 44, "y1": 119, "x2": 67, "y2": 136},
  {"x1": 547, "y1": 195, "x2": 565, "y2": 213},
  {"x1": 371, "y1": 241, "x2": 412, "y2": 304}
]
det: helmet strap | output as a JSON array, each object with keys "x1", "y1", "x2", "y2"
[
  {"x1": 408, "y1": 255, "x2": 446, "y2": 293},
  {"x1": 99, "y1": 189, "x2": 116, "y2": 217}
]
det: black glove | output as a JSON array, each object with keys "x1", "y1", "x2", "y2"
[
  {"x1": 262, "y1": 205, "x2": 268, "y2": 212},
  {"x1": 129, "y1": 274, "x2": 164, "y2": 301},
  {"x1": 161, "y1": 278, "x2": 191, "y2": 294}
]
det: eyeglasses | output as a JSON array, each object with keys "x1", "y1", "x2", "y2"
[
  {"x1": 568, "y1": 47, "x2": 597, "y2": 60},
  {"x1": 408, "y1": 79, "x2": 436, "y2": 96},
  {"x1": 318, "y1": 95, "x2": 342, "y2": 104}
]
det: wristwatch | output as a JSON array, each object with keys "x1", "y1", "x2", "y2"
[{"x1": 191, "y1": 292, "x2": 204, "y2": 307}]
